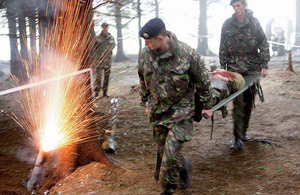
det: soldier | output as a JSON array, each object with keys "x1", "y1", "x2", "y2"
[
  {"x1": 138, "y1": 18, "x2": 213, "y2": 195},
  {"x1": 94, "y1": 22, "x2": 116, "y2": 97},
  {"x1": 219, "y1": 0, "x2": 270, "y2": 150}
]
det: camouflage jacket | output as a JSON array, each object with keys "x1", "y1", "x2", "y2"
[
  {"x1": 219, "y1": 9, "x2": 270, "y2": 75},
  {"x1": 138, "y1": 31, "x2": 213, "y2": 127},
  {"x1": 94, "y1": 31, "x2": 115, "y2": 68}
]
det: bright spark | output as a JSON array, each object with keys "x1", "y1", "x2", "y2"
[{"x1": 10, "y1": 0, "x2": 101, "y2": 152}]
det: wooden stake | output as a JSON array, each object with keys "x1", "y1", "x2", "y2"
[{"x1": 286, "y1": 50, "x2": 294, "y2": 72}]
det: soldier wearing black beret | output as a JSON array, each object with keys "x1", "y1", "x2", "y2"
[
  {"x1": 139, "y1": 18, "x2": 166, "y2": 40},
  {"x1": 138, "y1": 18, "x2": 213, "y2": 195}
]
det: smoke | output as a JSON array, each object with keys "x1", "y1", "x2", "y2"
[
  {"x1": 15, "y1": 145, "x2": 38, "y2": 165},
  {"x1": 15, "y1": 134, "x2": 40, "y2": 165}
]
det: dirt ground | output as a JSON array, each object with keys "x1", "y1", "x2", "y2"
[{"x1": 0, "y1": 52, "x2": 300, "y2": 195}]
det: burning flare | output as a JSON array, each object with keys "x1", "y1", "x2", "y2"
[{"x1": 11, "y1": 0, "x2": 99, "y2": 152}]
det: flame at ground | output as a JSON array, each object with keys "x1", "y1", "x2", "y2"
[
  {"x1": 17, "y1": 52, "x2": 96, "y2": 152},
  {"x1": 40, "y1": 77, "x2": 67, "y2": 152}
]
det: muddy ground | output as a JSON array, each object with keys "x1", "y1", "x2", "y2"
[{"x1": 0, "y1": 53, "x2": 299, "y2": 195}]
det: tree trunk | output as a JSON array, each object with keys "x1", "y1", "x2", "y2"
[
  {"x1": 137, "y1": 0, "x2": 142, "y2": 54},
  {"x1": 37, "y1": 1, "x2": 48, "y2": 76},
  {"x1": 17, "y1": 2, "x2": 29, "y2": 83},
  {"x1": 265, "y1": 18, "x2": 274, "y2": 41},
  {"x1": 114, "y1": 4, "x2": 128, "y2": 62},
  {"x1": 295, "y1": 0, "x2": 300, "y2": 46},
  {"x1": 7, "y1": 0, "x2": 19, "y2": 78},
  {"x1": 286, "y1": 50, "x2": 294, "y2": 72},
  {"x1": 36, "y1": 0, "x2": 55, "y2": 76},
  {"x1": 155, "y1": 0, "x2": 159, "y2": 18},
  {"x1": 287, "y1": 19, "x2": 294, "y2": 46},
  {"x1": 28, "y1": 1, "x2": 37, "y2": 66},
  {"x1": 196, "y1": 0, "x2": 209, "y2": 56},
  {"x1": 27, "y1": 111, "x2": 118, "y2": 193}
]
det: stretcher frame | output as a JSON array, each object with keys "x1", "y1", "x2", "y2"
[
  {"x1": 211, "y1": 74, "x2": 264, "y2": 112},
  {"x1": 208, "y1": 74, "x2": 265, "y2": 140}
]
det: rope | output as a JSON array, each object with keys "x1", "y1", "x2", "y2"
[
  {"x1": 268, "y1": 41, "x2": 300, "y2": 48},
  {"x1": 0, "y1": 68, "x2": 92, "y2": 96}
]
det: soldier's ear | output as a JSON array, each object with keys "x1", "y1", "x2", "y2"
[{"x1": 156, "y1": 35, "x2": 163, "y2": 41}]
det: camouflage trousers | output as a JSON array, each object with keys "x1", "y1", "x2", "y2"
[
  {"x1": 94, "y1": 65, "x2": 111, "y2": 93},
  {"x1": 153, "y1": 119, "x2": 193, "y2": 193},
  {"x1": 232, "y1": 84, "x2": 256, "y2": 140}
]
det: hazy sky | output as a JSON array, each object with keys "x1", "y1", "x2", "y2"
[
  {"x1": 115, "y1": 0, "x2": 296, "y2": 55},
  {"x1": 156, "y1": 0, "x2": 296, "y2": 54},
  {"x1": 0, "y1": 0, "x2": 297, "y2": 61}
]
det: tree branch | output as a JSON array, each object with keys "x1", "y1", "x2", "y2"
[{"x1": 93, "y1": 0, "x2": 125, "y2": 10}]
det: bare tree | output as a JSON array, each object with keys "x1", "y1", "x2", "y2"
[
  {"x1": 286, "y1": 50, "x2": 295, "y2": 72},
  {"x1": 295, "y1": 0, "x2": 300, "y2": 46},
  {"x1": 27, "y1": 0, "x2": 37, "y2": 63},
  {"x1": 114, "y1": 2, "x2": 128, "y2": 62},
  {"x1": 155, "y1": 0, "x2": 159, "y2": 18},
  {"x1": 196, "y1": 0, "x2": 208, "y2": 56},
  {"x1": 6, "y1": 0, "x2": 20, "y2": 78},
  {"x1": 17, "y1": 1, "x2": 29, "y2": 83},
  {"x1": 137, "y1": 0, "x2": 142, "y2": 54},
  {"x1": 265, "y1": 18, "x2": 275, "y2": 41},
  {"x1": 196, "y1": 0, "x2": 221, "y2": 56}
]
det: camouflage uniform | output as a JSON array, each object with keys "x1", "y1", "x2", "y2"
[
  {"x1": 138, "y1": 31, "x2": 213, "y2": 193},
  {"x1": 94, "y1": 31, "x2": 115, "y2": 95},
  {"x1": 219, "y1": 9, "x2": 270, "y2": 141}
]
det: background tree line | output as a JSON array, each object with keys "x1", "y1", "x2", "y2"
[{"x1": 0, "y1": 0, "x2": 300, "y2": 81}]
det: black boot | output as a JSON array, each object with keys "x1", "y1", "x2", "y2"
[
  {"x1": 241, "y1": 133, "x2": 249, "y2": 142},
  {"x1": 103, "y1": 91, "x2": 110, "y2": 97},
  {"x1": 161, "y1": 183, "x2": 176, "y2": 195},
  {"x1": 230, "y1": 138, "x2": 244, "y2": 150},
  {"x1": 180, "y1": 159, "x2": 191, "y2": 190}
]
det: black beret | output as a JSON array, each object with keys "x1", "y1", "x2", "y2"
[
  {"x1": 139, "y1": 18, "x2": 166, "y2": 39},
  {"x1": 230, "y1": 0, "x2": 241, "y2": 5},
  {"x1": 101, "y1": 22, "x2": 108, "y2": 28}
]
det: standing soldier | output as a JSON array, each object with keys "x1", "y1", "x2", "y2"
[
  {"x1": 94, "y1": 22, "x2": 116, "y2": 97},
  {"x1": 138, "y1": 18, "x2": 213, "y2": 195},
  {"x1": 219, "y1": 0, "x2": 270, "y2": 150}
]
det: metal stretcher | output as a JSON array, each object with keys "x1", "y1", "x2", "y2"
[
  {"x1": 212, "y1": 74, "x2": 264, "y2": 112},
  {"x1": 209, "y1": 74, "x2": 265, "y2": 139}
]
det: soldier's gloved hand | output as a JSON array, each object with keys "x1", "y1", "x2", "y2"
[{"x1": 144, "y1": 107, "x2": 149, "y2": 117}]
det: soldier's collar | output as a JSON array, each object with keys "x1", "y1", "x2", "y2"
[
  {"x1": 159, "y1": 51, "x2": 172, "y2": 59},
  {"x1": 231, "y1": 9, "x2": 252, "y2": 27},
  {"x1": 150, "y1": 31, "x2": 178, "y2": 59}
]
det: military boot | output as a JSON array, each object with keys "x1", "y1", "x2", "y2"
[
  {"x1": 161, "y1": 183, "x2": 176, "y2": 195},
  {"x1": 103, "y1": 91, "x2": 110, "y2": 97},
  {"x1": 179, "y1": 159, "x2": 191, "y2": 190},
  {"x1": 230, "y1": 138, "x2": 244, "y2": 150},
  {"x1": 241, "y1": 133, "x2": 249, "y2": 142}
]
